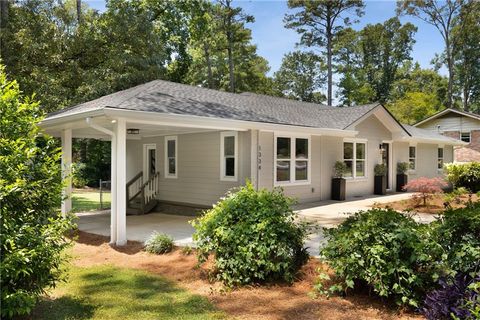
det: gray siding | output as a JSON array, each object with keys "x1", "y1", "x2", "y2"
[
  {"x1": 126, "y1": 131, "x2": 250, "y2": 207},
  {"x1": 417, "y1": 114, "x2": 480, "y2": 132}
]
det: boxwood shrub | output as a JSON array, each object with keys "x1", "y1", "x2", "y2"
[
  {"x1": 191, "y1": 182, "x2": 309, "y2": 287},
  {"x1": 320, "y1": 208, "x2": 443, "y2": 307},
  {"x1": 144, "y1": 232, "x2": 174, "y2": 254}
]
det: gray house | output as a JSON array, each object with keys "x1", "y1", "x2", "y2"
[{"x1": 41, "y1": 80, "x2": 463, "y2": 245}]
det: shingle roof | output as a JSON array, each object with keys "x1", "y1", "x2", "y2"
[
  {"x1": 47, "y1": 80, "x2": 379, "y2": 130},
  {"x1": 403, "y1": 124, "x2": 462, "y2": 143}
]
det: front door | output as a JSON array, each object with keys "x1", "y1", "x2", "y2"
[
  {"x1": 381, "y1": 143, "x2": 390, "y2": 189},
  {"x1": 143, "y1": 144, "x2": 156, "y2": 181}
]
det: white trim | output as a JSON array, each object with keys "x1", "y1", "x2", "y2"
[
  {"x1": 437, "y1": 146, "x2": 444, "y2": 171},
  {"x1": 143, "y1": 144, "x2": 157, "y2": 181},
  {"x1": 220, "y1": 131, "x2": 238, "y2": 182},
  {"x1": 342, "y1": 138, "x2": 368, "y2": 180},
  {"x1": 273, "y1": 134, "x2": 312, "y2": 186},
  {"x1": 164, "y1": 136, "x2": 178, "y2": 179}
]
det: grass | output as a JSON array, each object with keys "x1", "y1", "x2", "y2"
[
  {"x1": 30, "y1": 265, "x2": 224, "y2": 320},
  {"x1": 72, "y1": 190, "x2": 111, "y2": 213}
]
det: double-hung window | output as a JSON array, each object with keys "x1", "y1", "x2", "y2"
[
  {"x1": 275, "y1": 136, "x2": 310, "y2": 184},
  {"x1": 165, "y1": 136, "x2": 177, "y2": 178},
  {"x1": 220, "y1": 131, "x2": 238, "y2": 181},
  {"x1": 460, "y1": 132, "x2": 471, "y2": 143},
  {"x1": 438, "y1": 147, "x2": 444, "y2": 170},
  {"x1": 343, "y1": 140, "x2": 367, "y2": 178},
  {"x1": 409, "y1": 146, "x2": 416, "y2": 170}
]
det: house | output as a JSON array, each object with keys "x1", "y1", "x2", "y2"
[
  {"x1": 414, "y1": 108, "x2": 480, "y2": 162},
  {"x1": 40, "y1": 80, "x2": 464, "y2": 245}
]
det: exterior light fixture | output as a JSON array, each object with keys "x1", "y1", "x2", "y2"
[{"x1": 127, "y1": 128, "x2": 140, "y2": 134}]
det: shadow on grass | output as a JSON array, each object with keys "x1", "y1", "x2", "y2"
[
  {"x1": 29, "y1": 296, "x2": 95, "y2": 320},
  {"x1": 31, "y1": 265, "x2": 223, "y2": 320}
]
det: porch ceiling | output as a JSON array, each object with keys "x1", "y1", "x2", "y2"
[{"x1": 42, "y1": 115, "x2": 216, "y2": 140}]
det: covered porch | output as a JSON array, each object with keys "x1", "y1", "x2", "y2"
[{"x1": 41, "y1": 109, "x2": 252, "y2": 246}]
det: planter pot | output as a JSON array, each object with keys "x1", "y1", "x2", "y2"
[
  {"x1": 374, "y1": 175, "x2": 386, "y2": 195},
  {"x1": 396, "y1": 174, "x2": 408, "y2": 192},
  {"x1": 331, "y1": 178, "x2": 346, "y2": 201}
]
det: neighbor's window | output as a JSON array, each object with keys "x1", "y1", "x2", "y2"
[
  {"x1": 275, "y1": 136, "x2": 310, "y2": 184},
  {"x1": 438, "y1": 147, "x2": 444, "y2": 170},
  {"x1": 220, "y1": 131, "x2": 237, "y2": 181},
  {"x1": 460, "y1": 132, "x2": 471, "y2": 143},
  {"x1": 409, "y1": 146, "x2": 416, "y2": 170},
  {"x1": 165, "y1": 136, "x2": 177, "y2": 178},
  {"x1": 343, "y1": 141, "x2": 367, "y2": 178}
]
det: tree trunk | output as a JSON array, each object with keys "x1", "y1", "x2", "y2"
[
  {"x1": 326, "y1": 13, "x2": 333, "y2": 106},
  {"x1": 76, "y1": 0, "x2": 82, "y2": 25},
  {"x1": 445, "y1": 35, "x2": 454, "y2": 108},
  {"x1": 204, "y1": 43, "x2": 213, "y2": 89},
  {"x1": 227, "y1": 31, "x2": 235, "y2": 93},
  {"x1": 0, "y1": 0, "x2": 9, "y2": 29}
]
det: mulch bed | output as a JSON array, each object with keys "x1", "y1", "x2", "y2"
[
  {"x1": 373, "y1": 194, "x2": 478, "y2": 214},
  {"x1": 69, "y1": 231, "x2": 422, "y2": 320}
]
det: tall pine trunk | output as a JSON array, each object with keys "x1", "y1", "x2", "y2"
[
  {"x1": 0, "y1": 0, "x2": 8, "y2": 29},
  {"x1": 227, "y1": 39, "x2": 234, "y2": 93},
  {"x1": 327, "y1": 30, "x2": 332, "y2": 106},
  {"x1": 204, "y1": 43, "x2": 213, "y2": 89}
]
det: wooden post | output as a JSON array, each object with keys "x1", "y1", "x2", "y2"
[{"x1": 61, "y1": 129, "x2": 72, "y2": 215}]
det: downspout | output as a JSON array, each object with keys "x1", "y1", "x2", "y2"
[{"x1": 85, "y1": 117, "x2": 117, "y2": 245}]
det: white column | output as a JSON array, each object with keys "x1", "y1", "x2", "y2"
[
  {"x1": 250, "y1": 129, "x2": 259, "y2": 190},
  {"x1": 109, "y1": 130, "x2": 117, "y2": 245},
  {"x1": 115, "y1": 119, "x2": 127, "y2": 246},
  {"x1": 61, "y1": 129, "x2": 72, "y2": 215}
]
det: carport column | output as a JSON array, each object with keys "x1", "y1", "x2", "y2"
[
  {"x1": 115, "y1": 119, "x2": 127, "y2": 246},
  {"x1": 61, "y1": 128, "x2": 72, "y2": 215},
  {"x1": 250, "y1": 129, "x2": 259, "y2": 190},
  {"x1": 110, "y1": 127, "x2": 117, "y2": 245}
]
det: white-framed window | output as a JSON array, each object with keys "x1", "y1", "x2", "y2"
[
  {"x1": 438, "y1": 147, "x2": 444, "y2": 170},
  {"x1": 143, "y1": 144, "x2": 157, "y2": 181},
  {"x1": 164, "y1": 136, "x2": 177, "y2": 178},
  {"x1": 409, "y1": 145, "x2": 416, "y2": 171},
  {"x1": 343, "y1": 140, "x2": 367, "y2": 179},
  {"x1": 460, "y1": 132, "x2": 471, "y2": 143},
  {"x1": 274, "y1": 135, "x2": 310, "y2": 185},
  {"x1": 220, "y1": 131, "x2": 238, "y2": 181}
]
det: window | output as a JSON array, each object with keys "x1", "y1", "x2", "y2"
[
  {"x1": 409, "y1": 146, "x2": 416, "y2": 170},
  {"x1": 165, "y1": 136, "x2": 177, "y2": 178},
  {"x1": 275, "y1": 136, "x2": 310, "y2": 184},
  {"x1": 220, "y1": 131, "x2": 238, "y2": 181},
  {"x1": 343, "y1": 140, "x2": 367, "y2": 178},
  {"x1": 460, "y1": 132, "x2": 471, "y2": 143},
  {"x1": 438, "y1": 147, "x2": 444, "y2": 170}
]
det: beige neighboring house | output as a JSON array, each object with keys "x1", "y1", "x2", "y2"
[
  {"x1": 415, "y1": 108, "x2": 480, "y2": 163},
  {"x1": 40, "y1": 80, "x2": 463, "y2": 245}
]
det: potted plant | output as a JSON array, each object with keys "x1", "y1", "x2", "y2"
[
  {"x1": 332, "y1": 161, "x2": 347, "y2": 201},
  {"x1": 396, "y1": 162, "x2": 409, "y2": 192},
  {"x1": 374, "y1": 163, "x2": 387, "y2": 195}
]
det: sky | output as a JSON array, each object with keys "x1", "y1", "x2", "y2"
[{"x1": 85, "y1": 0, "x2": 446, "y2": 94}]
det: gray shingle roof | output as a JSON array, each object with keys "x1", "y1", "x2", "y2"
[
  {"x1": 403, "y1": 124, "x2": 462, "y2": 143},
  {"x1": 47, "y1": 80, "x2": 379, "y2": 130}
]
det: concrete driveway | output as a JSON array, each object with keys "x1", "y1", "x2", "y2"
[{"x1": 76, "y1": 192, "x2": 438, "y2": 257}]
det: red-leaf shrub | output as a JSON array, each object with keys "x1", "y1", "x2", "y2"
[{"x1": 403, "y1": 177, "x2": 448, "y2": 206}]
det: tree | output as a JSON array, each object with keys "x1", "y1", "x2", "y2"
[
  {"x1": 285, "y1": 0, "x2": 364, "y2": 106},
  {"x1": 334, "y1": 18, "x2": 417, "y2": 105},
  {"x1": 452, "y1": 1, "x2": 480, "y2": 112},
  {"x1": 273, "y1": 51, "x2": 326, "y2": 103},
  {"x1": 387, "y1": 91, "x2": 439, "y2": 125},
  {"x1": 0, "y1": 66, "x2": 73, "y2": 318},
  {"x1": 397, "y1": 0, "x2": 464, "y2": 109},
  {"x1": 216, "y1": 0, "x2": 254, "y2": 93}
]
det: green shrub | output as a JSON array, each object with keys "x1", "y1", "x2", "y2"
[
  {"x1": 432, "y1": 202, "x2": 480, "y2": 277},
  {"x1": 319, "y1": 208, "x2": 443, "y2": 307},
  {"x1": 397, "y1": 162, "x2": 409, "y2": 174},
  {"x1": 444, "y1": 162, "x2": 480, "y2": 193},
  {"x1": 191, "y1": 182, "x2": 309, "y2": 287},
  {"x1": 181, "y1": 245, "x2": 193, "y2": 255},
  {"x1": 0, "y1": 67, "x2": 74, "y2": 318},
  {"x1": 144, "y1": 232, "x2": 174, "y2": 254},
  {"x1": 72, "y1": 162, "x2": 87, "y2": 188}
]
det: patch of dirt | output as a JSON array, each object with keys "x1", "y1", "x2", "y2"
[
  {"x1": 69, "y1": 231, "x2": 422, "y2": 320},
  {"x1": 373, "y1": 194, "x2": 478, "y2": 214}
]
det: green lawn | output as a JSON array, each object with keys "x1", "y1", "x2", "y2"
[
  {"x1": 31, "y1": 265, "x2": 224, "y2": 320},
  {"x1": 72, "y1": 190, "x2": 111, "y2": 213}
]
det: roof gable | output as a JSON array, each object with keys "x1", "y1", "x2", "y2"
[{"x1": 414, "y1": 108, "x2": 480, "y2": 127}]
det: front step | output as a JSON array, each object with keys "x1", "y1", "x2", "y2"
[{"x1": 127, "y1": 199, "x2": 158, "y2": 215}]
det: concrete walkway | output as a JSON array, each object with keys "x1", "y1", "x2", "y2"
[{"x1": 76, "y1": 192, "x2": 439, "y2": 257}]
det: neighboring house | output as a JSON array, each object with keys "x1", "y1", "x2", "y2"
[
  {"x1": 40, "y1": 80, "x2": 463, "y2": 245},
  {"x1": 415, "y1": 108, "x2": 480, "y2": 162}
]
